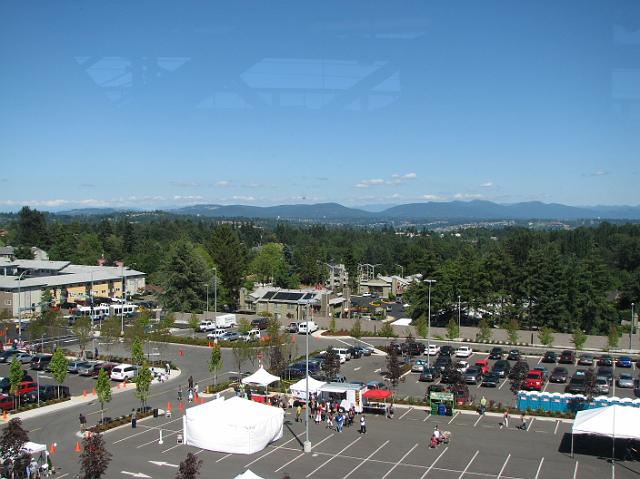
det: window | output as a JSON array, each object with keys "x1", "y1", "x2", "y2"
[{"x1": 4, "y1": 300, "x2": 11, "y2": 306}]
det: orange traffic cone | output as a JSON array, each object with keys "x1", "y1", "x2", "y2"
[
  {"x1": 75, "y1": 441, "x2": 81, "y2": 452},
  {"x1": 92, "y1": 388, "x2": 96, "y2": 396},
  {"x1": 200, "y1": 397, "x2": 204, "y2": 405},
  {"x1": 2, "y1": 410, "x2": 7, "y2": 420},
  {"x1": 179, "y1": 402, "x2": 183, "y2": 412},
  {"x1": 82, "y1": 389, "x2": 86, "y2": 397},
  {"x1": 49, "y1": 443, "x2": 55, "y2": 454},
  {"x1": 117, "y1": 383, "x2": 121, "y2": 390},
  {"x1": 123, "y1": 380, "x2": 127, "y2": 388}
]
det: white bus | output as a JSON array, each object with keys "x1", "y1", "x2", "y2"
[
  {"x1": 75, "y1": 304, "x2": 110, "y2": 321},
  {"x1": 109, "y1": 303, "x2": 137, "y2": 317}
]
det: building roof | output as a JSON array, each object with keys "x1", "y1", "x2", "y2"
[{"x1": 250, "y1": 287, "x2": 328, "y2": 305}]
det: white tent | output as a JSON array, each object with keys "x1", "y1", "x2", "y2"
[
  {"x1": 183, "y1": 396, "x2": 284, "y2": 454},
  {"x1": 234, "y1": 470, "x2": 264, "y2": 479},
  {"x1": 571, "y1": 405, "x2": 640, "y2": 457},
  {"x1": 289, "y1": 376, "x2": 326, "y2": 399},
  {"x1": 241, "y1": 366, "x2": 280, "y2": 387}
]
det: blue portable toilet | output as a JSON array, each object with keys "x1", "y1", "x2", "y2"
[
  {"x1": 549, "y1": 393, "x2": 562, "y2": 412},
  {"x1": 539, "y1": 393, "x2": 551, "y2": 412},
  {"x1": 594, "y1": 396, "x2": 609, "y2": 409},
  {"x1": 632, "y1": 399, "x2": 640, "y2": 409},
  {"x1": 560, "y1": 393, "x2": 573, "y2": 412},
  {"x1": 517, "y1": 391, "x2": 529, "y2": 411},
  {"x1": 619, "y1": 398, "x2": 633, "y2": 409},
  {"x1": 528, "y1": 392, "x2": 540, "y2": 411},
  {"x1": 571, "y1": 394, "x2": 586, "y2": 411}
]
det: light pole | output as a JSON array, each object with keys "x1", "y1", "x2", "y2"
[
  {"x1": 630, "y1": 303, "x2": 635, "y2": 350},
  {"x1": 212, "y1": 267, "x2": 217, "y2": 323},
  {"x1": 204, "y1": 283, "x2": 210, "y2": 319},
  {"x1": 458, "y1": 295, "x2": 461, "y2": 338},
  {"x1": 304, "y1": 302, "x2": 311, "y2": 453},
  {"x1": 424, "y1": 279, "x2": 436, "y2": 366},
  {"x1": 17, "y1": 270, "x2": 29, "y2": 343},
  {"x1": 120, "y1": 263, "x2": 136, "y2": 336}
]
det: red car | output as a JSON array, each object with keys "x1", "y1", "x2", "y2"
[
  {"x1": 0, "y1": 394, "x2": 14, "y2": 411},
  {"x1": 523, "y1": 370, "x2": 545, "y2": 391},
  {"x1": 475, "y1": 360, "x2": 489, "y2": 375}
]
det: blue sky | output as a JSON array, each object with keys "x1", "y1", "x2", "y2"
[{"x1": 1, "y1": 1, "x2": 639, "y2": 211}]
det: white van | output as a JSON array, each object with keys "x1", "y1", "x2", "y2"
[
  {"x1": 198, "y1": 320, "x2": 216, "y2": 332},
  {"x1": 334, "y1": 347, "x2": 351, "y2": 361},
  {"x1": 207, "y1": 329, "x2": 226, "y2": 340},
  {"x1": 215, "y1": 314, "x2": 237, "y2": 329},
  {"x1": 242, "y1": 329, "x2": 261, "y2": 342},
  {"x1": 298, "y1": 321, "x2": 318, "y2": 335},
  {"x1": 110, "y1": 363, "x2": 138, "y2": 381}
]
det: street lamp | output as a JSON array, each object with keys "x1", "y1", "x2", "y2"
[
  {"x1": 423, "y1": 279, "x2": 436, "y2": 366},
  {"x1": 120, "y1": 263, "x2": 136, "y2": 336},
  {"x1": 212, "y1": 267, "x2": 218, "y2": 322},
  {"x1": 17, "y1": 270, "x2": 29, "y2": 343},
  {"x1": 630, "y1": 303, "x2": 635, "y2": 350},
  {"x1": 458, "y1": 295, "x2": 461, "y2": 339},
  {"x1": 204, "y1": 283, "x2": 210, "y2": 319},
  {"x1": 304, "y1": 302, "x2": 311, "y2": 453}
]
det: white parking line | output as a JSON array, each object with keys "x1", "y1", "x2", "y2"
[
  {"x1": 274, "y1": 434, "x2": 335, "y2": 473},
  {"x1": 534, "y1": 457, "x2": 544, "y2": 479},
  {"x1": 457, "y1": 450, "x2": 479, "y2": 479},
  {"x1": 244, "y1": 437, "x2": 297, "y2": 467},
  {"x1": 527, "y1": 417, "x2": 535, "y2": 431},
  {"x1": 423, "y1": 412, "x2": 431, "y2": 422},
  {"x1": 161, "y1": 443, "x2": 183, "y2": 454},
  {"x1": 473, "y1": 415, "x2": 483, "y2": 427},
  {"x1": 499, "y1": 378, "x2": 508, "y2": 390},
  {"x1": 305, "y1": 437, "x2": 361, "y2": 477},
  {"x1": 553, "y1": 420, "x2": 560, "y2": 435},
  {"x1": 216, "y1": 453, "x2": 232, "y2": 463},
  {"x1": 420, "y1": 446, "x2": 448, "y2": 479},
  {"x1": 399, "y1": 407, "x2": 413, "y2": 420},
  {"x1": 572, "y1": 461, "x2": 579, "y2": 479},
  {"x1": 448, "y1": 412, "x2": 459, "y2": 424},
  {"x1": 343, "y1": 440, "x2": 389, "y2": 479},
  {"x1": 113, "y1": 416, "x2": 183, "y2": 444},
  {"x1": 496, "y1": 454, "x2": 510, "y2": 479},
  {"x1": 137, "y1": 430, "x2": 178, "y2": 448},
  {"x1": 380, "y1": 443, "x2": 418, "y2": 479}
]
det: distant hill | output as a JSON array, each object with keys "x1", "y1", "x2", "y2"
[{"x1": 49, "y1": 201, "x2": 640, "y2": 221}]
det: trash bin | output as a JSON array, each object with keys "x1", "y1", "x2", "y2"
[
  {"x1": 131, "y1": 417, "x2": 137, "y2": 428},
  {"x1": 437, "y1": 402, "x2": 446, "y2": 416},
  {"x1": 153, "y1": 408, "x2": 159, "y2": 418}
]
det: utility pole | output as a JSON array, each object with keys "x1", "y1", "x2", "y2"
[
  {"x1": 303, "y1": 302, "x2": 311, "y2": 453},
  {"x1": 458, "y1": 295, "x2": 461, "y2": 338},
  {"x1": 213, "y1": 267, "x2": 217, "y2": 322},
  {"x1": 630, "y1": 303, "x2": 635, "y2": 350},
  {"x1": 424, "y1": 279, "x2": 436, "y2": 366}
]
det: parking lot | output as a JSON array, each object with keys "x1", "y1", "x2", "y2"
[{"x1": 97, "y1": 394, "x2": 639, "y2": 479}]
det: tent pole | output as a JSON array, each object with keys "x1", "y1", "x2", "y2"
[
  {"x1": 571, "y1": 432, "x2": 574, "y2": 458},
  {"x1": 611, "y1": 405, "x2": 615, "y2": 479}
]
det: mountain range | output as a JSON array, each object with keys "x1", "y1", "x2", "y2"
[{"x1": 55, "y1": 200, "x2": 640, "y2": 221}]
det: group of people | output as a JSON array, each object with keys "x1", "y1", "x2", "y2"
[
  {"x1": 177, "y1": 375, "x2": 199, "y2": 403},
  {"x1": 293, "y1": 394, "x2": 367, "y2": 434},
  {"x1": 429, "y1": 425, "x2": 450, "y2": 448}
]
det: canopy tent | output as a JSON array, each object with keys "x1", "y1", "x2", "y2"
[
  {"x1": 571, "y1": 405, "x2": 640, "y2": 457},
  {"x1": 241, "y1": 366, "x2": 280, "y2": 387},
  {"x1": 234, "y1": 470, "x2": 264, "y2": 479},
  {"x1": 183, "y1": 396, "x2": 284, "y2": 454},
  {"x1": 363, "y1": 389, "x2": 392, "y2": 400},
  {"x1": 289, "y1": 376, "x2": 326, "y2": 399}
]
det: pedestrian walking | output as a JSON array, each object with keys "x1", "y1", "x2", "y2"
[
  {"x1": 165, "y1": 363, "x2": 171, "y2": 376},
  {"x1": 296, "y1": 405, "x2": 302, "y2": 422},
  {"x1": 480, "y1": 396, "x2": 487, "y2": 415},
  {"x1": 517, "y1": 412, "x2": 527, "y2": 430},
  {"x1": 336, "y1": 412, "x2": 344, "y2": 433},
  {"x1": 177, "y1": 385, "x2": 183, "y2": 401},
  {"x1": 315, "y1": 407, "x2": 322, "y2": 424},
  {"x1": 326, "y1": 411, "x2": 333, "y2": 429},
  {"x1": 188, "y1": 375, "x2": 194, "y2": 390},
  {"x1": 194, "y1": 383, "x2": 199, "y2": 396},
  {"x1": 188, "y1": 388, "x2": 194, "y2": 404},
  {"x1": 359, "y1": 415, "x2": 366, "y2": 434},
  {"x1": 501, "y1": 410, "x2": 509, "y2": 429},
  {"x1": 79, "y1": 413, "x2": 86, "y2": 431},
  {"x1": 94, "y1": 346, "x2": 99, "y2": 359}
]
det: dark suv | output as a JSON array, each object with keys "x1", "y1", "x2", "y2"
[
  {"x1": 559, "y1": 350, "x2": 575, "y2": 364},
  {"x1": 27, "y1": 385, "x2": 70, "y2": 402},
  {"x1": 250, "y1": 317, "x2": 270, "y2": 330},
  {"x1": 492, "y1": 360, "x2": 511, "y2": 378},
  {"x1": 488, "y1": 347, "x2": 504, "y2": 360}
]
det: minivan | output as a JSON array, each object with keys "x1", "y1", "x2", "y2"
[
  {"x1": 30, "y1": 354, "x2": 52, "y2": 371},
  {"x1": 334, "y1": 348, "x2": 351, "y2": 361},
  {"x1": 251, "y1": 317, "x2": 270, "y2": 330},
  {"x1": 110, "y1": 364, "x2": 138, "y2": 381},
  {"x1": 298, "y1": 321, "x2": 318, "y2": 334},
  {"x1": 198, "y1": 321, "x2": 216, "y2": 332}
]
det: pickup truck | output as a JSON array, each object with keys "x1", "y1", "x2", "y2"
[{"x1": 523, "y1": 370, "x2": 545, "y2": 391}]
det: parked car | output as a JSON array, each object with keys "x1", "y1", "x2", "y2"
[
  {"x1": 434, "y1": 356, "x2": 452, "y2": 372},
  {"x1": 492, "y1": 360, "x2": 511, "y2": 378},
  {"x1": 595, "y1": 377, "x2": 610, "y2": 394},
  {"x1": 463, "y1": 366, "x2": 483, "y2": 384},
  {"x1": 598, "y1": 355, "x2": 614, "y2": 367},
  {"x1": 221, "y1": 331, "x2": 240, "y2": 342},
  {"x1": 474, "y1": 360, "x2": 489, "y2": 375},
  {"x1": 334, "y1": 348, "x2": 351, "y2": 361},
  {"x1": 402, "y1": 342, "x2": 425, "y2": 356},
  {"x1": 450, "y1": 384, "x2": 470, "y2": 405},
  {"x1": 78, "y1": 362, "x2": 100, "y2": 377},
  {"x1": 366, "y1": 380, "x2": 386, "y2": 390},
  {"x1": 198, "y1": 320, "x2": 216, "y2": 332},
  {"x1": 550, "y1": 367, "x2": 569, "y2": 383},
  {"x1": 286, "y1": 322, "x2": 299, "y2": 333},
  {"x1": 67, "y1": 361, "x2": 90, "y2": 374},
  {"x1": 26, "y1": 385, "x2": 70, "y2": 402},
  {"x1": 481, "y1": 372, "x2": 501, "y2": 387},
  {"x1": 455, "y1": 346, "x2": 473, "y2": 358},
  {"x1": 110, "y1": 364, "x2": 138, "y2": 381},
  {"x1": 523, "y1": 370, "x2": 545, "y2": 391},
  {"x1": 14, "y1": 352, "x2": 34, "y2": 364},
  {"x1": 351, "y1": 346, "x2": 371, "y2": 357},
  {"x1": 94, "y1": 362, "x2": 117, "y2": 376},
  {"x1": 565, "y1": 376, "x2": 586, "y2": 394},
  {"x1": 207, "y1": 329, "x2": 227, "y2": 340},
  {"x1": 439, "y1": 346, "x2": 454, "y2": 357},
  {"x1": 347, "y1": 347, "x2": 362, "y2": 359},
  {"x1": 559, "y1": 350, "x2": 575, "y2": 364},
  {"x1": 0, "y1": 379, "x2": 37, "y2": 396},
  {"x1": 597, "y1": 367, "x2": 614, "y2": 384},
  {"x1": 0, "y1": 350, "x2": 22, "y2": 363},
  {"x1": 541, "y1": 351, "x2": 557, "y2": 363},
  {"x1": 533, "y1": 365, "x2": 550, "y2": 382},
  {"x1": 617, "y1": 373, "x2": 634, "y2": 388},
  {"x1": 298, "y1": 321, "x2": 319, "y2": 334},
  {"x1": 0, "y1": 394, "x2": 15, "y2": 411},
  {"x1": 487, "y1": 347, "x2": 503, "y2": 360},
  {"x1": 578, "y1": 354, "x2": 595, "y2": 366},
  {"x1": 250, "y1": 317, "x2": 270, "y2": 330},
  {"x1": 616, "y1": 356, "x2": 633, "y2": 368},
  {"x1": 455, "y1": 360, "x2": 469, "y2": 373},
  {"x1": 426, "y1": 344, "x2": 440, "y2": 356},
  {"x1": 419, "y1": 367, "x2": 440, "y2": 382},
  {"x1": 30, "y1": 354, "x2": 52, "y2": 371},
  {"x1": 507, "y1": 349, "x2": 521, "y2": 361},
  {"x1": 0, "y1": 374, "x2": 34, "y2": 392},
  {"x1": 411, "y1": 359, "x2": 428, "y2": 373},
  {"x1": 635, "y1": 379, "x2": 640, "y2": 398}
]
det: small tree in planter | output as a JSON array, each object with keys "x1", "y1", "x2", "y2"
[
  {"x1": 175, "y1": 452, "x2": 202, "y2": 479},
  {"x1": 8, "y1": 357, "x2": 24, "y2": 409},
  {"x1": 188, "y1": 313, "x2": 200, "y2": 339},
  {"x1": 349, "y1": 318, "x2": 363, "y2": 343},
  {"x1": 136, "y1": 362, "x2": 152, "y2": 411},
  {"x1": 386, "y1": 346, "x2": 401, "y2": 389},
  {"x1": 321, "y1": 347, "x2": 341, "y2": 380},
  {"x1": 95, "y1": 367, "x2": 112, "y2": 423},
  {"x1": 209, "y1": 345, "x2": 223, "y2": 388},
  {"x1": 446, "y1": 319, "x2": 459, "y2": 341},
  {"x1": 476, "y1": 318, "x2": 492, "y2": 343},
  {"x1": 79, "y1": 433, "x2": 112, "y2": 479},
  {"x1": 50, "y1": 347, "x2": 68, "y2": 399},
  {"x1": 414, "y1": 318, "x2": 428, "y2": 340},
  {"x1": 572, "y1": 328, "x2": 587, "y2": 351},
  {"x1": 379, "y1": 322, "x2": 395, "y2": 338},
  {"x1": 130, "y1": 337, "x2": 144, "y2": 366},
  {"x1": 538, "y1": 327, "x2": 554, "y2": 348},
  {"x1": 505, "y1": 319, "x2": 519, "y2": 345},
  {"x1": 607, "y1": 324, "x2": 619, "y2": 350}
]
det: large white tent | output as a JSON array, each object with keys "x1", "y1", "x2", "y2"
[
  {"x1": 183, "y1": 396, "x2": 284, "y2": 454},
  {"x1": 289, "y1": 376, "x2": 326, "y2": 399},
  {"x1": 571, "y1": 405, "x2": 640, "y2": 457},
  {"x1": 234, "y1": 470, "x2": 264, "y2": 479},
  {"x1": 241, "y1": 366, "x2": 280, "y2": 387}
]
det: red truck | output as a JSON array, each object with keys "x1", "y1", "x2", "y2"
[{"x1": 523, "y1": 370, "x2": 545, "y2": 391}]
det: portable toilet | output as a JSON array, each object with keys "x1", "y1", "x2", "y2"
[
  {"x1": 631, "y1": 399, "x2": 640, "y2": 409},
  {"x1": 619, "y1": 398, "x2": 633, "y2": 408},
  {"x1": 560, "y1": 393, "x2": 573, "y2": 413},
  {"x1": 528, "y1": 391, "x2": 540, "y2": 411},
  {"x1": 594, "y1": 396, "x2": 609, "y2": 409},
  {"x1": 539, "y1": 392, "x2": 551, "y2": 412},
  {"x1": 516, "y1": 391, "x2": 529, "y2": 411},
  {"x1": 571, "y1": 394, "x2": 586, "y2": 411},
  {"x1": 549, "y1": 393, "x2": 562, "y2": 412}
]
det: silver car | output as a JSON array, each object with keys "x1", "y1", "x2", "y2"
[
  {"x1": 617, "y1": 373, "x2": 634, "y2": 389},
  {"x1": 595, "y1": 376, "x2": 610, "y2": 394}
]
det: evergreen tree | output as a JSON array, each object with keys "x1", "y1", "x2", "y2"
[
  {"x1": 175, "y1": 452, "x2": 202, "y2": 479},
  {"x1": 321, "y1": 347, "x2": 341, "y2": 380},
  {"x1": 161, "y1": 240, "x2": 208, "y2": 312},
  {"x1": 207, "y1": 225, "x2": 248, "y2": 308},
  {"x1": 15, "y1": 206, "x2": 49, "y2": 248},
  {"x1": 386, "y1": 347, "x2": 401, "y2": 389}
]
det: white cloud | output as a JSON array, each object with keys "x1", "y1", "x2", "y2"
[
  {"x1": 172, "y1": 195, "x2": 204, "y2": 202},
  {"x1": 582, "y1": 170, "x2": 610, "y2": 177},
  {"x1": 171, "y1": 181, "x2": 201, "y2": 188},
  {"x1": 214, "y1": 180, "x2": 232, "y2": 187},
  {"x1": 480, "y1": 182, "x2": 494, "y2": 188},
  {"x1": 422, "y1": 194, "x2": 442, "y2": 201},
  {"x1": 231, "y1": 195, "x2": 256, "y2": 202},
  {"x1": 453, "y1": 193, "x2": 484, "y2": 200}
]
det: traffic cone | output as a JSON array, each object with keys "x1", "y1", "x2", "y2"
[
  {"x1": 2, "y1": 410, "x2": 7, "y2": 420},
  {"x1": 49, "y1": 443, "x2": 55, "y2": 454},
  {"x1": 167, "y1": 401, "x2": 172, "y2": 412},
  {"x1": 75, "y1": 441, "x2": 81, "y2": 453},
  {"x1": 92, "y1": 388, "x2": 96, "y2": 396},
  {"x1": 123, "y1": 380, "x2": 127, "y2": 388},
  {"x1": 179, "y1": 402, "x2": 183, "y2": 412},
  {"x1": 83, "y1": 389, "x2": 86, "y2": 397},
  {"x1": 200, "y1": 397, "x2": 204, "y2": 405}
]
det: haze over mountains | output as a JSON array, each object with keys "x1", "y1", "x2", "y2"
[{"x1": 54, "y1": 200, "x2": 640, "y2": 221}]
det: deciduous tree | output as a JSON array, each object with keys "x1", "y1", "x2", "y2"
[
  {"x1": 95, "y1": 368, "x2": 111, "y2": 423},
  {"x1": 175, "y1": 452, "x2": 202, "y2": 479},
  {"x1": 49, "y1": 348, "x2": 68, "y2": 399},
  {"x1": 79, "y1": 433, "x2": 112, "y2": 479}
]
